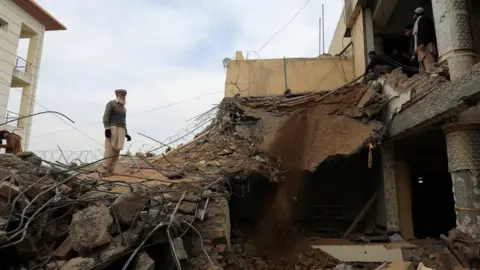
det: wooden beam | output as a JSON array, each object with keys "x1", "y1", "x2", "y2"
[{"x1": 343, "y1": 191, "x2": 379, "y2": 238}]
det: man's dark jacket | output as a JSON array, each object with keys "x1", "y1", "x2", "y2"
[
  {"x1": 416, "y1": 16, "x2": 437, "y2": 47},
  {"x1": 365, "y1": 54, "x2": 387, "y2": 73}
]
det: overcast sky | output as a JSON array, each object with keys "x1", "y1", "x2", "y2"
[{"x1": 9, "y1": 0, "x2": 343, "y2": 159}]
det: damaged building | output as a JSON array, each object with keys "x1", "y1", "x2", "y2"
[{"x1": 2, "y1": 0, "x2": 480, "y2": 270}]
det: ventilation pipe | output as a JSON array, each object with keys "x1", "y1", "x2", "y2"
[{"x1": 431, "y1": 0, "x2": 476, "y2": 81}]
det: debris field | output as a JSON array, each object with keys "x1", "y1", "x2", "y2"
[{"x1": 0, "y1": 83, "x2": 391, "y2": 269}]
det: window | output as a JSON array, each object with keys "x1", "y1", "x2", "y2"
[{"x1": 0, "y1": 17, "x2": 7, "y2": 30}]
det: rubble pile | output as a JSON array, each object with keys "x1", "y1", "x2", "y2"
[
  {"x1": 0, "y1": 83, "x2": 390, "y2": 269},
  {"x1": 0, "y1": 153, "x2": 232, "y2": 270}
]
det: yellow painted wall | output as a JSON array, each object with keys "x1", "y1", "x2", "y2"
[
  {"x1": 352, "y1": 9, "x2": 366, "y2": 77},
  {"x1": 328, "y1": 12, "x2": 352, "y2": 57},
  {"x1": 224, "y1": 57, "x2": 355, "y2": 97}
]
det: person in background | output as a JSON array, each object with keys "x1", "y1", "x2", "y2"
[
  {"x1": 102, "y1": 89, "x2": 132, "y2": 177},
  {"x1": 0, "y1": 130, "x2": 23, "y2": 155},
  {"x1": 365, "y1": 51, "x2": 390, "y2": 79},
  {"x1": 392, "y1": 49, "x2": 416, "y2": 77},
  {"x1": 405, "y1": 24, "x2": 416, "y2": 64},
  {"x1": 413, "y1": 7, "x2": 438, "y2": 73}
]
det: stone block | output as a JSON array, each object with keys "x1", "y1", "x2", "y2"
[
  {"x1": 110, "y1": 187, "x2": 149, "y2": 225},
  {"x1": 69, "y1": 204, "x2": 113, "y2": 253},
  {"x1": 134, "y1": 252, "x2": 155, "y2": 270},
  {"x1": 60, "y1": 257, "x2": 96, "y2": 270},
  {"x1": 53, "y1": 236, "x2": 76, "y2": 260}
]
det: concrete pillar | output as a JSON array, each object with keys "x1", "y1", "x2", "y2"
[
  {"x1": 363, "y1": 8, "x2": 375, "y2": 54},
  {"x1": 18, "y1": 32, "x2": 43, "y2": 150},
  {"x1": 431, "y1": 0, "x2": 476, "y2": 80},
  {"x1": 381, "y1": 143, "x2": 400, "y2": 233},
  {"x1": 444, "y1": 111, "x2": 480, "y2": 239}
]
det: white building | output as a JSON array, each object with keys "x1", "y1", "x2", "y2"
[{"x1": 0, "y1": 0, "x2": 65, "y2": 150}]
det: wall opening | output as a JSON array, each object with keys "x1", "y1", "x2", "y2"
[
  {"x1": 6, "y1": 88, "x2": 22, "y2": 128},
  {"x1": 227, "y1": 149, "x2": 382, "y2": 242},
  {"x1": 401, "y1": 129, "x2": 456, "y2": 239},
  {"x1": 296, "y1": 149, "x2": 382, "y2": 238}
]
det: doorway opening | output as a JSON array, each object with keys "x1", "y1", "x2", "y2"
[{"x1": 401, "y1": 129, "x2": 456, "y2": 239}]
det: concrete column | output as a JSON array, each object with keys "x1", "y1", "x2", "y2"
[
  {"x1": 18, "y1": 32, "x2": 43, "y2": 150},
  {"x1": 444, "y1": 120, "x2": 480, "y2": 240},
  {"x1": 431, "y1": 0, "x2": 476, "y2": 80},
  {"x1": 363, "y1": 8, "x2": 375, "y2": 54},
  {"x1": 381, "y1": 143, "x2": 400, "y2": 233}
]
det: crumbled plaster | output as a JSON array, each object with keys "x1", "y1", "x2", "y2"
[{"x1": 387, "y1": 63, "x2": 480, "y2": 138}]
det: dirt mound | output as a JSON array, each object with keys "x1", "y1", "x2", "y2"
[{"x1": 225, "y1": 244, "x2": 338, "y2": 270}]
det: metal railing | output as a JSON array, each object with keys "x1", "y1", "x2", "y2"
[
  {"x1": 14, "y1": 56, "x2": 31, "y2": 73},
  {"x1": 4, "y1": 110, "x2": 21, "y2": 127}
]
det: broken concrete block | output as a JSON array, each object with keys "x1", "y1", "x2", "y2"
[
  {"x1": 0, "y1": 182, "x2": 20, "y2": 199},
  {"x1": 22, "y1": 183, "x2": 52, "y2": 205},
  {"x1": 16, "y1": 235, "x2": 39, "y2": 262},
  {"x1": 0, "y1": 217, "x2": 6, "y2": 229},
  {"x1": 173, "y1": 237, "x2": 188, "y2": 260},
  {"x1": 184, "y1": 192, "x2": 201, "y2": 202},
  {"x1": 53, "y1": 236, "x2": 76, "y2": 260},
  {"x1": 110, "y1": 187, "x2": 149, "y2": 225},
  {"x1": 24, "y1": 155, "x2": 42, "y2": 166},
  {"x1": 83, "y1": 190, "x2": 116, "y2": 204},
  {"x1": 140, "y1": 210, "x2": 164, "y2": 225},
  {"x1": 134, "y1": 252, "x2": 155, "y2": 270},
  {"x1": 194, "y1": 198, "x2": 230, "y2": 247},
  {"x1": 150, "y1": 194, "x2": 171, "y2": 210},
  {"x1": 46, "y1": 260, "x2": 66, "y2": 270},
  {"x1": 60, "y1": 257, "x2": 96, "y2": 270},
  {"x1": 69, "y1": 204, "x2": 113, "y2": 253},
  {"x1": 178, "y1": 202, "x2": 197, "y2": 214},
  {"x1": 96, "y1": 232, "x2": 139, "y2": 266}
]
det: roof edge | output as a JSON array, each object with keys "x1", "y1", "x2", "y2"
[{"x1": 13, "y1": 0, "x2": 66, "y2": 31}]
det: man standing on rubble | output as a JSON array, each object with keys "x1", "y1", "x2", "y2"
[
  {"x1": 0, "y1": 130, "x2": 22, "y2": 155},
  {"x1": 412, "y1": 7, "x2": 438, "y2": 73},
  {"x1": 102, "y1": 89, "x2": 132, "y2": 176}
]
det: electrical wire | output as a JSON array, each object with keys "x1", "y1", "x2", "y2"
[
  {"x1": 29, "y1": 90, "x2": 222, "y2": 138},
  {"x1": 226, "y1": 0, "x2": 312, "y2": 96}
]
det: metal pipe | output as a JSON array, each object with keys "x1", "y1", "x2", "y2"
[
  {"x1": 322, "y1": 4, "x2": 325, "y2": 54},
  {"x1": 319, "y1": 17, "x2": 322, "y2": 55}
]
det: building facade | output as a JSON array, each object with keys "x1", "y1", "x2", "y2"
[
  {"x1": 329, "y1": 0, "x2": 480, "y2": 241},
  {"x1": 0, "y1": 0, "x2": 65, "y2": 150}
]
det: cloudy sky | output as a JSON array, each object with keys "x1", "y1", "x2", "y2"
[{"x1": 9, "y1": 0, "x2": 343, "y2": 160}]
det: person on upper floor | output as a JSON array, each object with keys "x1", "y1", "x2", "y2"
[{"x1": 412, "y1": 7, "x2": 438, "y2": 73}]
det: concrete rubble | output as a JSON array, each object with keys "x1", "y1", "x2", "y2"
[{"x1": 0, "y1": 84, "x2": 393, "y2": 269}]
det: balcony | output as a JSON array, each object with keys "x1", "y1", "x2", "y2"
[
  {"x1": 3, "y1": 110, "x2": 24, "y2": 133},
  {"x1": 11, "y1": 56, "x2": 33, "y2": 87}
]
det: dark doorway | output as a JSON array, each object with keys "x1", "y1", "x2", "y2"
[
  {"x1": 404, "y1": 129, "x2": 456, "y2": 239},
  {"x1": 295, "y1": 149, "x2": 381, "y2": 238}
]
